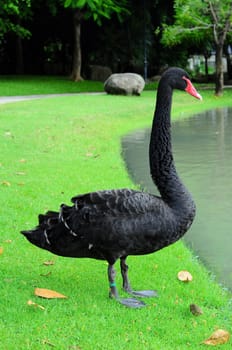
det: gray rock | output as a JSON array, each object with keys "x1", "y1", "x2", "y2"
[
  {"x1": 104, "y1": 73, "x2": 145, "y2": 96},
  {"x1": 89, "y1": 65, "x2": 112, "y2": 82}
]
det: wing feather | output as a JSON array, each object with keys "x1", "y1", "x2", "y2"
[{"x1": 71, "y1": 188, "x2": 160, "y2": 217}]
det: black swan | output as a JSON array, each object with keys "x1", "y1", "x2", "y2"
[{"x1": 21, "y1": 67, "x2": 202, "y2": 308}]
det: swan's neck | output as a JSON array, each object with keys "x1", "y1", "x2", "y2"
[{"x1": 149, "y1": 85, "x2": 194, "y2": 209}]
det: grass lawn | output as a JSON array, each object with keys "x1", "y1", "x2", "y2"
[
  {"x1": 0, "y1": 74, "x2": 158, "y2": 96},
  {"x1": 0, "y1": 79, "x2": 232, "y2": 349},
  {"x1": 0, "y1": 75, "x2": 104, "y2": 95}
]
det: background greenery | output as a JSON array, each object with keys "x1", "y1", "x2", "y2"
[
  {"x1": 2, "y1": 0, "x2": 232, "y2": 85},
  {"x1": 0, "y1": 83, "x2": 232, "y2": 349}
]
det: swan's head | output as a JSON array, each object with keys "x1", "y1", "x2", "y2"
[{"x1": 162, "y1": 67, "x2": 202, "y2": 100}]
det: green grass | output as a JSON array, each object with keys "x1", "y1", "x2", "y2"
[
  {"x1": 0, "y1": 75, "x2": 158, "y2": 96},
  {"x1": 0, "y1": 74, "x2": 218, "y2": 96},
  {"x1": 0, "y1": 84, "x2": 232, "y2": 349},
  {"x1": 0, "y1": 74, "x2": 158, "y2": 96},
  {"x1": 0, "y1": 75, "x2": 104, "y2": 95}
]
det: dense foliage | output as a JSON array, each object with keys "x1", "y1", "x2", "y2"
[
  {"x1": 161, "y1": 0, "x2": 232, "y2": 95},
  {"x1": 0, "y1": 0, "x2": 174, "y2": 76},
  {"x1": 0, "y1": 0, "x2": 32, "y2": 38},
  {"x1": 1, "y1": 0, "x2": 232, "y2": 92}
]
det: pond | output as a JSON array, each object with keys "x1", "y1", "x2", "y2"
[{"x1": 122, "y1": 108, "x2": 232, "y2": 291}]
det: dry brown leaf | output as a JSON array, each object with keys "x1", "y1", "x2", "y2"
[
  {"x1": 4, "y1": 239, "x2": 12, "y2": 243},
  {"x1": 0, "y1": 247, "x2": 3, "y2": 255},
  {"x1": 86, "y1": 152, "x2": 93, "y2": 157},
  {"x1": 202, "y1": 329, "x2": 230, "y2": 346},
  {"x1": 43, "y1": 260, "x2": 54, "y2": 266},
  {"x1": 42, "y1": 339, "x2": 55, "y2": 347},
  {"x1": 34, "y1": 288, "x2": 67, "y2": 299},
  {"x1": 40, "y1": 271, "x2": 52, "y2": 277},
  {"x1": 15, "y1": 171, "x2": 26, "y2": 176},
  {"x1": 190, "y1": 303, "x2": 203, "y2": 316},
  {"x1": 1, "y1": 181, "x2": 11, "y2": 187},
  {"x1": 177, "y1": 270, "x2": 193, "y2": 282},
  {"x1": 27, "y1": 300, "x2": 45, "y2": 310},
  {"x1": 4, "y1": 131, "x2": 13, "y2": 137}
]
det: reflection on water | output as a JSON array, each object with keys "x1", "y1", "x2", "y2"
[{"x1": 122, "y1": 108, "x2": 232, "y2": 291}]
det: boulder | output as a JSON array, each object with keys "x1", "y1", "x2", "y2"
[
  {"x1": 89, "y1": 65, "x2": 112, "y2": 82},
  {"x1": 104, "y1": 73, "x2": 145, "y2": 96}
]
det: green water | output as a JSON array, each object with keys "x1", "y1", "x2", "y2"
[{"x1": 122, "y1": 108, "x2": 232, "y2": 291}]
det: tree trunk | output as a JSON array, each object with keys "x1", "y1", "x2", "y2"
[
  {"x1": 225, "y1": 46, "x2": 232, "y2": 79},
  {"x1": 204, "y1": 54, "x2": 209, "y2": 81},
  {"x1": 70, "y1": 9, "x2": 83, "y2": 81},
  {"x1": 15, "y1": 35, "x2": 24, "y2": 74},
  {"x1": 15, "y1": 18, "x2": 24, "y2": 74},
  {"x1": 215, "y1": 44, "x2": 224, "y2": 96}
]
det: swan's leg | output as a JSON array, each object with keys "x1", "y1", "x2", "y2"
[
  {"x1": 120, "y1": 257, "x2": 158, "y2": 298},
  {"x1": 108, "y1": 264, "x2": 119, "y2": 299},
  {"x1": 107, "y1": 263, "x2": 146, "y2": 308},
  {"x1": 120, "y1": 257, "x2": 133, "y2": 292}
]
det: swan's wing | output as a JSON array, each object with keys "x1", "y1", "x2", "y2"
[
  {"x1": 21, "y1": 189, "x2": 170, "y2": 258},
  {"x1": 71, "y1": 188, "x2": 160, "y2": 217},
  {"x1": 69, "y1": 189, "x2": 171, "y2": 256}
]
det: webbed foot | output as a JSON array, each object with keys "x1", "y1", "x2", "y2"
[
  {"x1": 108, "y1": 263, "x2": 156, "y2": 308},
  {"x1": 119, "y1": 297, "x2": 146, "y2": 308},
  {"x1": 129, "y1": 290, "x2": 158, "y2": 298},
  {"x1": 109, "y1": 287, "x2": 147, "y2": 308}
]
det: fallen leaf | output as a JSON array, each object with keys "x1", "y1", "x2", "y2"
[
  {"x1": 190, "y1": 303, "x2": 203, "y2": 316},
  {"x1": 42, "y1": 339, "x2": 55, "y2": 347},
  {"x1": 27, "y1": 300, "x2": 45, "y2": 310},
  {"x1": 43, "y1": 260, "x2": 54, "y2": 266},
  {"x1": 86, "y1": 152, "x2": 93, "y2": 157},
  {"x1": 0, "y1": 247, "x2": 3, "y2": 255},
  {"x1": 4, "y1": 131, "x2": 13, "y2": 137},
  {"x1": 1, "y1": 181, "x2": 11, "y2": 187},
  {"x1": 177, "y1": 270, "x2": 193, "y2": 282},
  {"x1": 15, "y1": 171, "x2": 26, "y2": 176},
  {"x1": 202, "y1": 329, "x2": 230, "y2": 346},
  {"x1": 40, "y1": 271, "x2": 52, "y2": 277},
  {"x1": 4, "y1": 239, "x2": 12, "y2": 243},
  {"x1": 19, "y1": 158, "x2": 27, "y2": 163},
  {"x1": 34, "y1": 288, "x2": 67, "y2": 299}
]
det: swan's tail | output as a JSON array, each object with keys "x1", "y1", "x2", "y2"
[
  {"x1": 21, "y1": 201, "x2": 97, "y2": 258},
  {"x1": 21, "y1": 210, "x2": 61, "y2": 248},
  {"x1": 22, "y1": 201, "x2": 80, "y2": 243}
]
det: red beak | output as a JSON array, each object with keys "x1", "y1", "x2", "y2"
[{"x1": 183, "y1": 76, "x2": 202, "y2": 100}]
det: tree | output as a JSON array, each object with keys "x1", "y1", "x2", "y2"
[
  {"x1": 0, "y1": 0, "x2": 32, "y2": 73},
  {"x1": 0, "y1": 0, "x2": 31, "y2": 38},
  {"x1": 161, "y1": 0, "x2": 232, "y2": 96},
  {"x1": 91, "y1": 0, "x2": 155, "y2": 76},
  {"x1": 63, "y1": 0, "x2": 129, "y2": 81}
]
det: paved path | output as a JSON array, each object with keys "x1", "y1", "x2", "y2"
[
  {"x1": 0, "y1": 94, "x2": 79, "y2": 104},
  {"x1": 1, "y1": 86, "x2": 232, "y2": 105},
  {"x1": 0, "y1": 92, "x2": 104, "y2": 104}
]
